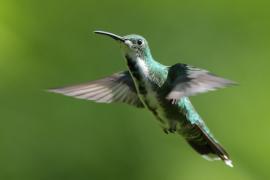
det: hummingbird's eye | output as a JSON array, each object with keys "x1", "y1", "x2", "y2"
[{"x1": 137, "y1": 39, "x2": 143, "y2": 46}]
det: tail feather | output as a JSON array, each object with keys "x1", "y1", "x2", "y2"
[{"x1": 184, "y1": 124, "x2": 233, "y2": 167}]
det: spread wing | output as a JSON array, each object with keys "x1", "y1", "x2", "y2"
[
  {"x1": 48, "y1": 71, "x2": 144, "y2": 108},
  {"x1": 166, "y1": 63, "x2": 236, "y2": 103}
]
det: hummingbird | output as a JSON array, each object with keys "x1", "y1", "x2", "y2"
[{"x1": 49, "y1": 30, "x2": 236, "y2": 167}]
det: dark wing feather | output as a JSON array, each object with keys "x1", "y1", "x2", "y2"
[
  {"x1": 166, "y1": 64, "x2": 236, "y2": 103},
  {"x1": 48, "y1": 71, "x2": 144, "y2": 108}
]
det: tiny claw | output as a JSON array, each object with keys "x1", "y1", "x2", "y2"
[
  {"x1": 168, "y1": 127, "x2": 176, "y2": 133},
  {"x1": 170, "y1": 99, "x2": 178, "y2": 105},
  {"x1": 163, "y1": 128, "x2": 169, "y2": 134}
]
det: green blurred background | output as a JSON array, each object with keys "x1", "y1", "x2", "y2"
[{"x1": 0, "y1": 0, "x2": 269, "y2": 179}]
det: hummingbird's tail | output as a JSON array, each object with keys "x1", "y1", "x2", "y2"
[{"x1": 183, "y1": 124, "x2": 233, "y2": 167}]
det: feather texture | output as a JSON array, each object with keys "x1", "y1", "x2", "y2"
[
  {"x1": 183, "y1": 124, "x2": 232, "y2": 167},
  {"x1": 166, "y1": 64, "x2": 236, "y2": 103},
  {"x1": 48, "y1": 71, "x2": 144, "y2": 108}
]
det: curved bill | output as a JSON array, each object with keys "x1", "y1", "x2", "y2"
[{"x1": 94, "y1": 30, "x2": 125, "y2": 42}]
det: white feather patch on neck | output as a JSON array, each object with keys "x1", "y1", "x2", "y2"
[{"x1": 137, "y1": 58, "x2": 149, "y2": 76}]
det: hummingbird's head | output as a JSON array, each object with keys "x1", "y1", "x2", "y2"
[{"x1": 94, "y1": 31, "x2": 151, "y2": 59}]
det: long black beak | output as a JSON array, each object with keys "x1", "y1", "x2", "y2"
[{"x1": 94, "y1": 30, "x2": 125, "y2": 42}]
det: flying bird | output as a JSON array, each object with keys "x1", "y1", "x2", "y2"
[{"x1": 49, "y1": 31, "x2": 236, "y2": 167}]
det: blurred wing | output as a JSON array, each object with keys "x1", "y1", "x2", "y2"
[
  {"x1": 166, "y1": 64, "x2": 236, "y2": 103},
  {"x1": 49, "y1": 71, "x2": 144, "y2": 108}
]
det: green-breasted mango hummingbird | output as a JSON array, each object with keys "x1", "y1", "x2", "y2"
[{"x1": 49, "y1": 31, "x2": 236, "y2": 167}]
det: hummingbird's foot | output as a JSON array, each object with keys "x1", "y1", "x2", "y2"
[
  {"x1": 168, "y1": 120, "x2": 177, "y2": 133},
  {"x1": 163, "y1": 128, "x2": 169, "y2": 134},
  {"x1": 163, "y1": 127, "x2": 177, "y2": 134},
  {"x1": 168, "y1": 127, "x2": 176, "y2": 133}
]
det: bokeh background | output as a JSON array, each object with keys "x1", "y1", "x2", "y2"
[{"x1": 1, "y1": 0, "x2": 270, "y2": 179}]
